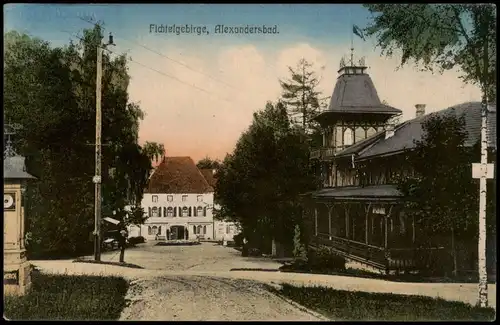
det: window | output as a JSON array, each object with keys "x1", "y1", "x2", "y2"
[
  {"x1": 366, "y1": 127, "x2": 377, "y2": 138},
  {"x1": 226, "y1": 225, "x2": 231, "y2": 234},
  {"x1": 197, "y1": 225, "x2": 202, "y2": 234},
  {"x1": 158, "y1": 226, "x2": 162, "y2": 235},
  {"x1": 182, "y1": 207, "x2": 189, "y2": 217},
  {"x1": 167, "y1": 195, "x2": 173, "y2": 202},
  {"x1": 148, "y1": 226, "x2": 152, "y2": 235},
  {"x1": 197, "y1": 195, "x2": 203, "y2": 202},
  {"x1": 354, "y1": 127, "x2": 365, "y2": 143},
  {"x1": 152, "y1": 226, "x2": 158, "y2": 235},
  {"x1": 335, "y1": 127, "x2": 343, "y2": 147},
  {"x1": 193, "y1": 225, "x2": 197, "y2": 234},
  {"x1": 197, "y1": 206, "x2": 203, "y2": 216},
  {"x1": 167, "y1": 207, "x2": 174, "y2": 217},
  {"x1": 152, "y1": 195, "x2": 158, "y2": 203},
  {"x1": 343, "y1": 128, "x2": 354, "y2": 146},
  {"x1": 203, "y1": 225, "x2": 207, "y2": 235},
  {"x1": 182, "y1": 195, "x2": 188, "y2": 202},
  {"x1": 152, "y1": 207, "x2": 159, "y2": 218}
]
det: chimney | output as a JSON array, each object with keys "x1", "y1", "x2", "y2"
[
  {"x1": 385, "y1": 123, "x2": 395, "y2": 140},
  {"x1": 415, "y1": 104, "x2": 426, "y2": 118}
]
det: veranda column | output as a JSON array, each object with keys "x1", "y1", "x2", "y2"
[
  {"x1": 412, "y1": 215, "x2": 416, "y2": 243},
  {"x1": 314, "y1": 206, "x2": 318, "y2": 236},
  {"x1": 384, "y1": 215, "x2": 388, "y2": 249},
  {"x1": 345, "y1": 204, "x2": 350, "y2": 239},
  {"x1": 328, "y1": 205, "x2": 333, "y2": 240},
  {"x1": 365, "y1": 209, "x2": 369, "y2": 244}
]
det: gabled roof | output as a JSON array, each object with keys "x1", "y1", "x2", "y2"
[
  {"x1": 357, "y1": 102, "x2": 497, "y2": 160},
  {"x1": 326, "y1": 70, "x2": 402, "y2": 115},
  {"x1": 145, "y1": 156, "x2": 213, "y2": 194},
  {"x1": 200, "y1": 168, "x2": 216, "y2": 188}
]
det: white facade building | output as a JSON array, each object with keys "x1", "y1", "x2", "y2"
[{"x1": 127, "y1": 156, "x2": 240, "y2": 241}]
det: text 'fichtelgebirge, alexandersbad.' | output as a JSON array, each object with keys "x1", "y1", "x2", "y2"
[{"x1": 149, "y1": 24, "x2": 280, "y2": 36}]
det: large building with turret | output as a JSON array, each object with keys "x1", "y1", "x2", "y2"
[{"x1": 301, "y1": 55, "x2": 497, "y2": 276}]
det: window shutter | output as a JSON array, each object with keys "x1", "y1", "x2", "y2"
[
  {"x1": 158, "y1": 207, "x2": 162, "y2": 217},
  {"x1": 148, "y1": 207, "x2": 152, "y2": 218},
  {"x1": 174, "y1": 207, "x2": 177, "y2": 217},
  {"x1": 189, "y1": 207, "x2": 192, "y2": 217},
  {"x1": 194, "y1": 206, "x2": 197, "y2": 217},
  {"x1": 158, "y1": 226, "x2": 162, "y2": 235},
  {"x1": 203, "y1": 207, "x2": 207, "y2": 217},
  {"x1": 193, "y1": 225, "x2": 196, "y2": 234},
  {"x1": 163, "y1": 207, "x2": 167, "y2": 217}
]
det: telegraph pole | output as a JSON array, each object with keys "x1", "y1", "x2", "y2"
[{"x1": 93, "y1": 32, "x2": 115, "y2": 262}]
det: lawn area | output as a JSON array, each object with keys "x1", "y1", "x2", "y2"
[
  {"x1": 268, "y1": 283, "x2": 496, "y2": 321},
  {"x1": 4, "y1": 271, "x2": 129, "y2": 320}
]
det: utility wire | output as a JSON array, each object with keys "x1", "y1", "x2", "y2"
[
  {"x1": 60, "y1": 29, "x2": 234, "y2": 104},
  {"x1": 77, "y1": 16, "x2": 242, "y2": 92}
]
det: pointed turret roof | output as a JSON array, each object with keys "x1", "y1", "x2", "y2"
[{"x1": 315, "y1": 56, "x2": 401, "y2": 123}]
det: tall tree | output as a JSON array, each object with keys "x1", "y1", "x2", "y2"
[
  {"x1": 142, "y1": 141, "x2": 165, "y2": 163},
  {"x1": 279, "y1": 58, "x2": 328, "y2": 147},
  {"x1": 215, "y1": 101, "x2": 317, "y2": 253},
  {"x1": 196, "y1": 156, "x2": 221, "y2": 170},
  {"x1": 4, "y1": 27, "x2": 151, "y2": 257},
  {"x1": 396, "y1": 114, "x2": 477, "y2": 272},
  {"x1": 363, "y1": 3, "x2": 496, "y2": 307}
]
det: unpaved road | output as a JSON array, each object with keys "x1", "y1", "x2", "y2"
[
  {"x1": 120, "y1": 276, "x2": 322, "y2": 321},
  {"x1": 32, "y1": 242, "x2": 496, "y2": 320}
]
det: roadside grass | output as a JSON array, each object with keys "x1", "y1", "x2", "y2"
[
  {"x1": 267, "y1": 283, "x2": 496, "y2": 321},
  {"x1": 4, "y1": 270, "x2": 129, "y2": 320}
]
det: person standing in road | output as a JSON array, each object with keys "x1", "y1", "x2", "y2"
[{"x1": 118, "y1": 227, "x2": 128, "y2": 263}]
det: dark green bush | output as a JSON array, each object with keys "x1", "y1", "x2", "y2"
[
  {"x1": 248, "y1": 248, "x2": 262, "y2": 257},
  {"x1": 128, "y1": 236, "x2": 145, "y2": 245},
  {"x1": 308, "y1": 247, "x2": 346, "y2": 272}
]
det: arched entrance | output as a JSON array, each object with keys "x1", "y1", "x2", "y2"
[{"x1": 170, "y1": 225, "x2": 187, "y2": 240}]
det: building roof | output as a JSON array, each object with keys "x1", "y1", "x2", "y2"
[
  {"x1": 145, "y1": 156, "x2": 213, "y2": 194},
  {"x1": 311, "y1": 184, "x2": 402, "y2": 200},
  {"x1": 357, "y1": 102, "x2": 497, "y2": 160},
  {"x1": 200, "y1": 168, "x2": 217, "y2": 188},
  {"x1": 3, "y1": 156, "x2": 36, "y2": 180},
  {"x1": 325, "y1": 68, "x2": 402, "y2": 115}
]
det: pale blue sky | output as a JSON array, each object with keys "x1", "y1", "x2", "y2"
[
  {"x1": 4, "y1": 4, "x2": 480, "y2": 160},
  {"x1": 5, "y1": 4, "x2": 371, "y2": 48}
]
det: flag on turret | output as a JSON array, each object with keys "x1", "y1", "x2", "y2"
[{"x1": 353, "y1": 25, "x2": 365, "y2": 41}]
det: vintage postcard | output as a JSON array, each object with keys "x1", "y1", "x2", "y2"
[{"x1": 3, "y1": 3, "x2": 496, "y2": 321}]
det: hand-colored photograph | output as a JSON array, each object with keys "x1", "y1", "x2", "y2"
[{"x1": 3, "y1": 3, "x2": 496, "y2": 321}]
